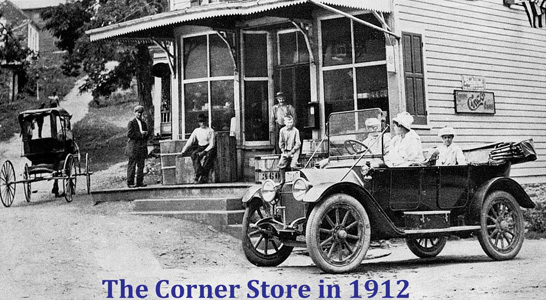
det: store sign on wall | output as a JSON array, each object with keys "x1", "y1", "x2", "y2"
[
  {"x1": 461, "y1": 75, "x2": 486, "y2": 90},
  {"x1": 454, "y1": 90, "x2": 495, "y2": 114}
]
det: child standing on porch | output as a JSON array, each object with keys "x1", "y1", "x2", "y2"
[{"x1": 277, "y1": 115, "x2": 301, "y2": 184}]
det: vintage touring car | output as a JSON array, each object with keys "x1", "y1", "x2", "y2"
[{"x1": 241, "y1": 108, "x2": 537, "y2": 273}]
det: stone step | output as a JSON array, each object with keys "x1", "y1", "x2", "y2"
[
  {"x1": 133, "y1": 197, "x2": 243, "y2": 212},
  {"x1": 91, "y1": 183, "x2": 254, "y2": 203},
  {"x1": 131, "y1": 210, "x2": 245, "y2": 226}
]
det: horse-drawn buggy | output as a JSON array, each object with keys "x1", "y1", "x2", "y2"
[{"x1": 0, "y1": 107, "x2": 92, "y2": 207}]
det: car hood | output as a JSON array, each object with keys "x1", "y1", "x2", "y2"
[{"x1": 300, "y1": 168, "x2": 363, "y2": 186}]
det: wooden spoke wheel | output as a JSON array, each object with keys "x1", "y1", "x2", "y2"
[
  {"x1": 306, "y1": 194, "x2": 371, "y2": 273},
  {"x1": 85, "y1": 153, "x2": 91, "y2": 194},
  {"x1": 242, "y1": 200, "x2": 293, "y2": 266},
  {"x1": 23, "y1": 163, "x2": 31, "y2": 203},
  {"x1": 63, "y1": 154, "x2": 76, "y2": 203},
  {"x1": 0, "y1": 160, "x2": 16, "y2": 207},
  {"x1": 406, "y1": 236, "x2": 448, "y2": 258},
  {"x1": 477, "y1": 191, "x2": 525, "y2": 260}
]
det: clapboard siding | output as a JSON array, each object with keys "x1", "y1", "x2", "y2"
[{"x1": 399, "y1": 0, "x2": 546, "y2": 183}]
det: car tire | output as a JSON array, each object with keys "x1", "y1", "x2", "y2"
[
  {"x1": 406, "y1": 236, "x2": 447, "y2": 258},
  {"x1": 477, "y1": 191, "x2": 524, "y2": 260},
  {"x1": 306, "y1": 193, "x2": 371, "y2": 273},
  {"x1": 241, "y1": 200, "x2": 293, "y2": 266}
]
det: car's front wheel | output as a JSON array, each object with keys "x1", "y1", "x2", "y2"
[
  {"x1": 306, "y1": 194, "x2": 371, "y2": 273},
  {"x1": 406, "y1": 237, "x2": 447, "y2": 258},
  {"x1": 242, "y1": 200, "x2": 293, "y2": 266},
  {"x1": 477, "y1": 191, "x2": 525, "y2": 260}
]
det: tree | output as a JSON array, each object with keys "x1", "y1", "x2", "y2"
[{"x1": 41, "y1": 0, "x2": 168, "y2": 132}]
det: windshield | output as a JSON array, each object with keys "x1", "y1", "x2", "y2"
[{"x1": 327, "y1": 108, "x2": 387, "y2": 158}]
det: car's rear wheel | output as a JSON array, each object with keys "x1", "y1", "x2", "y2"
[
  {"x1": 406, "y1": 236, "x2": 447, "y2": 258},
  {"x1": 242, "y1": 200, "x2": 293, "y2": 266},
  {"x1": 306, "y1": 194, "x2": 371, "y2": 273},
  {"x1": 477, "y1": 191, "x2": 524, "y2": 260}
]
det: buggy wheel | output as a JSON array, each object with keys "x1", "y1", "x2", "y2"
[
  {"x1": 23, "y1": 163, "x2": 31, "y2": 202},
  {"x1": 477, "y1": 191, "x2": 524, "y2": 260},
  {"x1": 306, "y1": 194, "x2": 371, "y2": 273},
  {"x1": 242, "y1": 200, "x2": 293, "y2": 266},
  {"x1": 63, "y1": 154, "x2": 76, "y2": 203},
  {"x1": 406, "y1": 237, "x2": 447, "y2": 258},
  {"x1": 0, "y1": 160, "x2": 16, "y2": 207},
  {"x1": 85, "y1": 153, "x2": 91, "y2": 194}
]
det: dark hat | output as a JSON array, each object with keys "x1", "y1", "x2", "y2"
[
  {"x1": 275, "y1": 91, "x2": 285, "y2": 98},
  {"x1": 197, "y1": 113, "x2": 207, "y2": 123},
  {"x1": 134, "y1": 105, "x2": 144, "y2": 113}
]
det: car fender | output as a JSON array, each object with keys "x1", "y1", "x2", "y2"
[
  {"x1": 241, "y1": 184, "x2": 262, "y2": 207},
  {"x1": 303, "y1": 181, "x2": 404, "y2": 239},
  {"x1": 467, "y1": 177, "x2": 535, "y2": 223}
]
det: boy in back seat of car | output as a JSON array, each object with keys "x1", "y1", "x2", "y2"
[{"x1": 430, "y1": 126, "x2": 467, "y2": 166}]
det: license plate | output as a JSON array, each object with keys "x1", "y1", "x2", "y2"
[{"x1": 285, "y1": 171, "x2": 300, "y2": 182}]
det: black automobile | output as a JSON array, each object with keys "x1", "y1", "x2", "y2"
[{"x1": 241, "y1": 108, "x2": 537, "y2": 273}]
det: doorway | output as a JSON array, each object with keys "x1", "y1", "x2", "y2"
[{"x1": 274, "y1": 65, "x2": 311, "y2": 139}]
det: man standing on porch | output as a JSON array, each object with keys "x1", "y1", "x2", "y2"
[
  {"x1": 180, "y1": 114, "x2": 216, "y2": 184},
  {"x1": 270, "y1": 91, "x2": 296, "y2": 154}
]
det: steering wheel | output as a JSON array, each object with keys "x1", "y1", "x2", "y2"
[{"x1": 344, "y1": 139, "x2": 370, "y2": 155}]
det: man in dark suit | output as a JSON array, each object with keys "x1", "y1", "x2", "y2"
[{"x1": 126, "y1": 105, "x2": 149, "y2": 188}]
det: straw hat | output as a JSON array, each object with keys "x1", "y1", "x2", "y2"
[
  {"x1": 393, "y1": 112, "x2": 414, "y2": 130},
  {"x1": 365, "y1": 118, "x2": 381, "y2": 127},
  {"x1": 438, "y1": 126, "x2": 456, "y2": 137}
]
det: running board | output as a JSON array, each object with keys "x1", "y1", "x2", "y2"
[{"x1": 404, "y1": 225, "x2": 480, "y2": 235}]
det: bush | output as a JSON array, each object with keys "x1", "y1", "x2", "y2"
[{"x1": 524, "y1": 202, "x2": 546, "y2": 239}]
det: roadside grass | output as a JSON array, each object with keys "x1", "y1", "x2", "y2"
[{"x1": 73, "y1": 100, "x2": 136, "y2": 172}]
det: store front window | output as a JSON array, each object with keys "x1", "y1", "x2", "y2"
[
  {"x1": 182, "y1": 33, "x2": 235, "y2": 138},
  {"x1": 321, "y1": 14, "x2": 387, "y2": 119},
  {"x1": 243, "y1": 32, "x2": 269, "y2": 142}
]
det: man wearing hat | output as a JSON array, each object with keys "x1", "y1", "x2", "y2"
[
  {"x1": 270, "y1": 91, "x2": 296, "y2": 154},
  {"x1": 431, "y1": 126, "x2": 466, "y2": 166},
  {"x1": 362, "y1": 117, "x2": 391, "y2": 155},
  {"x1": 126, "y1": 105, "x2": 149, "y2": 188},
  {"x1": 384, "y1": 112, "x2": 425, "y2": 167},
  {"x1": 180, "y1": 114, "x2": 216, "y2": 183}
]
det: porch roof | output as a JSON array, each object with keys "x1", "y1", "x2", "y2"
[{"x1": 86, "y1": 0, "x2": 392, "y2": 42}]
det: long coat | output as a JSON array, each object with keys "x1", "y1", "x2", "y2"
[{"x1": 126, "y1": 118, "x2": 149, "y2": 157}]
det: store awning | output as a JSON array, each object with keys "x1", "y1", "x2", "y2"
[{"x1": 86, "y1": 0, "x2": 392, "y2": 42}]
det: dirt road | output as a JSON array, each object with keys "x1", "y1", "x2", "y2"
[{"x1": 1, "y1": 194, "x2": 545, "y2": 300}]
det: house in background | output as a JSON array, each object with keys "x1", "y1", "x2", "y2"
[
  {"x1": 88, "y1": 0, "x2": 546, "y2": 184},
  {"x1": 0, "y1": 0, "x2": 40, "y2": 102}
]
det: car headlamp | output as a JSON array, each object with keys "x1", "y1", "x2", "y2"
[
  {"x1": 261, "y1": 179, "x2": 277, "y2": 203},
  {"x1": 292, "y1": 178, "x2": 310, "y2": 201}
]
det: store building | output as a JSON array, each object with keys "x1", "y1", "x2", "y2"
[{"x1": 87, "y1": 0, "x2": 546, "y2": 184}]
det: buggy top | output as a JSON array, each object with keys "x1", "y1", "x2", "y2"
[{"x1": 18, "y1": 107, "x2": 76, "y2": 166}]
